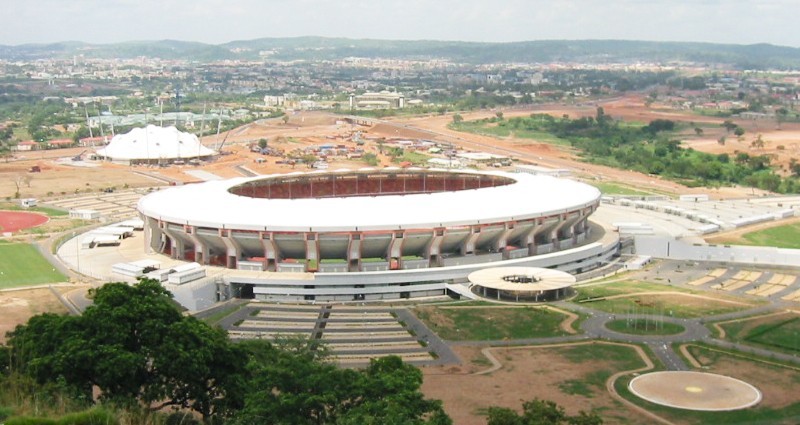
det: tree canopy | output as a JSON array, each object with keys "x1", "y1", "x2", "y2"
[
  {"x1": 3, "y1": 279, "x2": 451, "y2": 424},
  {"x1": 486, "y1": 399, "x2": 602, "y2": 425}
]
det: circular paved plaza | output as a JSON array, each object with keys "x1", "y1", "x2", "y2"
[{"x1": 629, "y1": 371, "x2": 761, "y2": 411}]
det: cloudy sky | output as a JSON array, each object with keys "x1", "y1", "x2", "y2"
[{"x1": 3, "y1": 0, "x2": 799, "y2": 47}]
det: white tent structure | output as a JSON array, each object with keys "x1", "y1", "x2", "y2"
[{"x1": 96, "y1": 125, "x2": 215, "y2": 165}]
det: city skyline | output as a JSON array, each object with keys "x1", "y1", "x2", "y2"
[{"x1": 3, "y1": 0, "x2": 800, "y2": 48}]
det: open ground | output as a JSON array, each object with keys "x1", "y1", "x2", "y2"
[{"x1": 2, "y1": 99, "x2": 800, "y2": 423}]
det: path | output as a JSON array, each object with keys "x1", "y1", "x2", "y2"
[{"x1": 474, "y1": 341, "x2": 675, "y2": 425}]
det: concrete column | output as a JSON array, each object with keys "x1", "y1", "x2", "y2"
[
  {"x1": 425, "y1": 228, "x2": 445, "y2": 267},
  {"x1": 492, "y1": 223, "x2": 515, "y2": 259},
  {"x1": 260, "y1": 231, "x2": 279, "y2": 272},
  {"x1": 550, "y1": 214, "x2": 568, "y2": 250},
  {"x1": 144, "y1": 216, "x2": 164, "y2": 254},
  {"x1": 523, "y1": 220, "x2": 542, "y2": 255},
  {"x1": 347, "y1": 232, "x2": 362, "y2": 272},
  {"x1": 219, "y1": 229, "x2": 241, "y2": 269},
  {"x1": 387, "y1": 231, "x2": 405, "y2": 269},
  {"x1": 461, "y1": 226, "x2": 481, "y2": 256},
  {"x1": 161, "y1": 225, "x2": 184, "y2": 259},
  {"x1": 305, "y1": 232, "x2": 320, "y2": 271},
  {"x1": 184, "y1": 225, "x2": 208, "y2": 265}
]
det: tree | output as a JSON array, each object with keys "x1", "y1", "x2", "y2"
[
  {"x1": 776, "y1": 107, "x2": 789, "y2": 129},
  {"x1": 751, "y1": 134, "x2": 766, "y2": 150},
  {"x1": 487, "y1": 407, "x2": 525, "y2": 425},
  {"x1": 452, "y1": 113, "x2": 463, "y2": 124},
  {"x1": 643, "y1": 119, "x2": 675, "y2": 134},
  {"x1": 232, "y1": 353, "x2": 450, "y2": 425},
  {"x1": 376, "y1": 137, "x2": 386, "y2": 154},
  {"x1": 485, "y1": 399, "x2": 602, "y2": 425},
  {"x1": 717, "y1": 136, "x2": 726, "y2": 146},
  {"x1": 11, "y1": 174, "x2": 30, "y2": 198},
  {"x1": 362, "y1": 152, "x2": 379, "y2": 166},
  {"x1": 258, "y1": 138, "x2": 268, "y2": 149},
  {"x1": 789, "y1": 158, "x2": 800, "y2": 177},
  {"x1": 721, "y1": 120, "x2": 737, "y2": 133},
  {"x1": 7, "y1": 280, "x2": 247, "y2": 420},
  {"x1": 282, "y1": 114, "x2": 290, "y2": 124},
  {"x1": 496, "y1": 111, "x2": 504, "y2": 120},
  {"x1": 595, "y1": 107, "x2": 609, "y2": 127},
  {"x1": 733, "y1": 126, "x2": 745, "y2": 137},
  {"x1": 694, "y1": 127, "x2": 703, "y2": 136}
]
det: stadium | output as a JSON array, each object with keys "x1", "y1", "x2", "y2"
[{"x1": 137, "y1": 168, "x2": 619, "y2": 303}]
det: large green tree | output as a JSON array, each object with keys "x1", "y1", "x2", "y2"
[
  {"x1": 486, "y1": 399, "x2": 602, "y2": 425},
  {"x1": 233, "y1": 347, "x2": 450, "y2": 425},
  {"x1": 7, "y1": 280, "x2": 246, "y2": 419}
]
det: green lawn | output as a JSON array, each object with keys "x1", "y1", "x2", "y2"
[
  {"x1": 555, "y1": 343, "x2": 649, "y2": 402},
  {"x1": 740, "y1": 222, "x2": 800, "y2": 249},
  {"x1": 573, "y1": 281, "x2": 754, "y2": 318},
  {"x1": 605, "y1": 319, "x2": 685, "y2": 336},
  {"x1": 574, "y1": 281, "x2": 687, "y2": 299},
  {"x1": 590, "y1": 181, "x2": 654, "y2": 196},
  {"x1": 413, "y1": 306, "x2": 572, "y2": 340},
  {"x1": 720, "y1": 315, "x2": 800, "y2": 356},
  {"x1": 0, "y1": 203, "x2": 68, "y2": 217},
  {"x1": 0, "y1": 243, "x2": 67, "y2": 288},
  {"x1": 449, "y1": 121, "x2": 571, "y2": 146}
]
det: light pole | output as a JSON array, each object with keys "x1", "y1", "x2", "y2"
[{"x1": 74, "y1": 231, "x2": 80, "y2": 275}]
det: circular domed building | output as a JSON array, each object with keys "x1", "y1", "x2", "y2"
[
  {"x1": 96, "y1": 125, "x2": 215, "y2": 165},
  {"x1": 137, "y1": 169, "x2": 618, "y2": 302}
]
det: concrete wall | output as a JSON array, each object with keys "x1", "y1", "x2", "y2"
[{"x1": 634, "y1": 236, "x2": 800, "y2": 267}]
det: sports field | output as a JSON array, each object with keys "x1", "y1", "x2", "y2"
[
  {"x1": 741, "y1": 222, "x2": 800, "y2": 249},
  {"x1": 0, "y1": 242, "x2": 67, "y2": 288}
]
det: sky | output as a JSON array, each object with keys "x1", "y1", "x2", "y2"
[{"x1": 2, "y1": 0, "x2": 800, "y2": 47}]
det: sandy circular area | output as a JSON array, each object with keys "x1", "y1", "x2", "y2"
[
  {"x1": 0, "y1": 210, "x2": 50, "y2": 233},
  {"x1": 629, "y1": 371, "x2": 762, "y2": 411}
]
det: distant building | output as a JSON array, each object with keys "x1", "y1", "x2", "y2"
[
  {"x1": 264, "y1": 95, "x2": 285, "y2": 107},
  {"x1": 47, "y1": 139, "x2": 75, "y2": 149},
  {"x1": 349, "y1": 91, "x2": 405, "y2": 109},
  {"x1": 15, "y1": 140, "x2": 37, "y2": 151},
  {"x1": 516, "y1": 164, "x2": 571, "y2": 178}
]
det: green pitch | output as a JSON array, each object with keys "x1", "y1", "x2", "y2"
[
  {"x1": 0, "y1": 242, "x2": 68, "y2": 288},
  {"x1": 741, "y1": 222, "x2": 800, "y2": 249}
]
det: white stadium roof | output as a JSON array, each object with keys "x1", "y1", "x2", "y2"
[
  {"x1": 96, "y1": 125, "x2": 215, "y2": 161},
  {"x1": 138, "y1": 170, "x2": 600, "y2": 232}
]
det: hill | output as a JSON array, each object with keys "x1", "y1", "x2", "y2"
[{"x1": 2, "y1": 37, "x2": 800, "y2": 68}]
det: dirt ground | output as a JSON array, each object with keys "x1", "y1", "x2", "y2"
[
  {"x1": 421, "y1": 344, "x2": 648, "y2": 425},
  {"x1": 0, "y1": 287, "x2": 73, "y2": 343},
  {"x1": 0, "y1": 156, "x2": 162, "y2": 200},
  {"x1": 386, "y1": 108, "x2": 757, "y2": 199},
  {"x1": 686, "y1": 346, "x2": 800, "y2": 410},
  {"x1": 1, "y1": 100, "x2": 787, "y2": 201}
]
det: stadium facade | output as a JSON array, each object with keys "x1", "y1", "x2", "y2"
[{"x1": 137, "y1": 169, "x2": 619, "y2": 302}]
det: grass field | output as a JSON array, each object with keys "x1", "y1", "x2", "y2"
[
  {"x1": 449, "y1": 121, "x2": 571, "y2": 146},
  {"x1": 605, "y1": 319, "x2": 685, "y2": 336},
  {"x1": 0, "y1": 243, "x2": 67, "y2": 288},
  {"x1": 720, "y1": 314, "x2": 800, "y2": 356},
  {"x1": 573, "y1": 281, "x2": 754, "y2": 318},
  {"x1": 590, "y1": 181, "x2": 654, "y2": 196},
  {"x1": 740, "y1": 222, "x2": 800, "y2": 249},
  {"x1": 412, "y1": 306, "x2": 572, "y2": 340},
  {"x1": 0, "y1": 203, "x2": 68, "y2": 217},
  {"x1": 556, "y1": 343, "x2": 649, "y2": 402}
]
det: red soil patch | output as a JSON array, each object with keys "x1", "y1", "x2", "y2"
[{"x1": 0, "y1": 210, "x2": 49, "y2": 233}]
